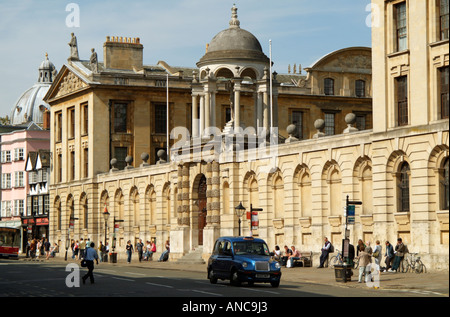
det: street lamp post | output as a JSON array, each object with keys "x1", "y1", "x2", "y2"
[
  {"x1": 103, "y1": 204, "x2": 110, "y2": 263},
  {"x1": 235, "y1": 202, "x2": 246, "y2": 236}
]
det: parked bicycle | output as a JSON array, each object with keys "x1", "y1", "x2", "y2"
[
  {"x1": 401, "y1": 252, "x2": 426, "y2": 273},
  {"x1": 328, "y1": 249, "x2": 358, "y2": 269}
]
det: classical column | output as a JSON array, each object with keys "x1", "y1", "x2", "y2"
[
  {"x1": 257, "y1": 91, "x2": 263, "y2": 131},
  {"x1": 272, "y1": 91, "x2": 278, "y2": 130},
  {"x1": 211, "y1": 161, "x2": 220, "y2": 224},
  {"x1": 204, "y1": 90, "x2": 210, "y2": 134},
  {"x1": 177, "y1": 165, "x2": 183, "y2": 225},
  {"x1": 182, "y1": 164, "x2": 190, "y2": 226},
  {"x1": 234, "y1": 80, "x2": 241, "y2": 131},
  {"x1": 211, "y1": 91, "x2": 216, "y2": 129},
  {"x1": 199, "y1": 95, "x2": 205, "y2": 137},
  {"x1": 263, "y1": 90, "x2": 269, "y2": 131},
  {"x1": 192, "y1": 94, "x2": 199, "y2": 138}
]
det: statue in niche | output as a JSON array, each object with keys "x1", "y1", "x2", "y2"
[
  {"x1": 68, "y1": 33, "x2": 79, "y2": 61},
  {"x1": 90, "y1": 48, "x2": 98, "y2": 73}
]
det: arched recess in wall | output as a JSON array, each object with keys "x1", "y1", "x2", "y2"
[
  {"x1": 100, "y1": 190, "x2": 110, "y2": 237},
  {"x1": 162, "y1": 182, "x2": 171, "y2": 226},
  {"x1": 145, "y1": 185, "x2": 156, "y2": 226},
  {"x1": 222, "y1": 181, "x2": 230, "y2": 215},
  {"x1": 428, "y1": 145, "x2": 449, "y2": 211},
  {"x1": 66, "y1": 194, "x2": 74, "y2": 225},
  {"x1": 268, "y1": 169, "x2": 285, "y2": 220},
  {"x1": 428, "y1": 145, "x2": 449, "y2": 245},
  {"x1": 294, "y1": 164, "x2": 312, "y2": 219},
  {"x1": 386, "y1": 150, "x2": 410, "y2": 213},
  {"x1": 79, "y1": 192, "x2": 88, "y2": 230},
  {"x1": 386, "y1": 150, "x2": 411, "y2": 244},
  {"x1": 353, "y1": 156, "x2": 373, "y2": 216},
  {"x1": 54, "y1": 196, "x2": 61, "y2": 231},
  {"x1": 243, "y1": 171, "x2": 258, "y2": 210},
  {"x1": 322, "y1": 161, "x2": 342, "y2": 217},
  {"x1": 114, "y1": 189, "x2": 124, "y2": 222},
  {"x1": 130, "y1": 186, "x2": 139, "y2": 228}
]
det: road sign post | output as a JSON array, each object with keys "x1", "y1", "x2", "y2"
[{"x1": 343, "y1": 195, "x2": 362, "y2": 265}]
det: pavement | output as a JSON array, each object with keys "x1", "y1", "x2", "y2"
[{"x1": 17, "y1": 254, "x2": 449, "y2": 297}]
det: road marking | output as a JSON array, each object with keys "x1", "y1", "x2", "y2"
[
  {"x1": 96, "y1": 269, "x2": 116, "y2": 273},
  {"x1": 125, "y1": 272, "x2": 145, "y2": 276},
  {"x1": 191, "y1": 289, "x2": 223, "y2": 297},
  {"x1": 146, "y1": 282, "x2": 173, "y2": 288},
  {"x1": 156, "y1": 276, "x2": 182, "y2": 280},
  {"x1": 112, "y1": 277, "x2": 135, "y2": 282},
  {"x1": 242, "y1": 287, "x2": 280, "y2": 295}
]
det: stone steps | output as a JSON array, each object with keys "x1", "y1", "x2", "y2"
[{"x1": 177, "y1": 246, "x2": 205, "y2": 264}]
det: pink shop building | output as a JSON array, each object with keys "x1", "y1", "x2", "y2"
[{"x1": 0, "y1": 124, "x2": 50, "y2": 252}]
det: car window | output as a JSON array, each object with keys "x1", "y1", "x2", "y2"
[
  {"x1": 232, "y1": 241, "x2": 270, "y2": 256},
  {"x1": 217, "y1": 240, "x2": 231, "y2": 255}
]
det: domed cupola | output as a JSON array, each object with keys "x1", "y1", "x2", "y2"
[
  {"x1": 38, "y1": 53, "x2": 57, "y2": 83},
  {"x1": 9, "y1": 53, "x2": 57, "y2": 126},
  {"x1": 197, "y1": 5, "x2": 269, "y2": 70}
]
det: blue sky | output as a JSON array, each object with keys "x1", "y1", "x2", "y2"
[{"x1": 0, "y1": 0, "x2": 372, "y2": 118}]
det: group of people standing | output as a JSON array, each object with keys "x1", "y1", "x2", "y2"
[
  {"x1": 318, "y1": 236, "x2": 409, "y2": 283},
  {"x1": 126, "y1": 239, "x2": 170, "y2": 263},
  {"x1": 25, "y1": 238, "x2": 58, "y2": 260}
]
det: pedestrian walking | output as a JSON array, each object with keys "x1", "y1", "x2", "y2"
[
  {"x1": 82, "y1": 242, "x2": 99, "y2": 285},
  {"x1": 126, "y1": 240, "x2": 134, "y2": 263},
  {"x1": 356, "y1": 245, "x2": 371, "y2": 283}
]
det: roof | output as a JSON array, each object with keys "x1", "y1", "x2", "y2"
[{"x1": 197, "y1": 5, "x2": 269, "y2": 67}]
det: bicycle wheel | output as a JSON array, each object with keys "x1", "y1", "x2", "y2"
[
  {"x1": 328, "y1": 255, "x2": 340, "y2": 268},
  {"x1": 415, "y1": 260, "x2": 426, "y2": 274},
  {"x1": 400, "y1": 259, "x2": 409, "y2": 273}
]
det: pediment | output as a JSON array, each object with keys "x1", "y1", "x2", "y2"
[{"x1": 45, "y1": 65, "x2": 89, "y2": 101}]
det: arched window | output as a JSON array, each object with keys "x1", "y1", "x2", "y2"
[
  {"x1": 324, "y1": 78, "x2": 334, "y2": 95},
  {"x1": 355, "y1": 80, "x2": 365, "y2": 97},
  {"x1": 398, "y1": 162, "x2": 410, "y2": 212},
  {"x1": 441, "y1": 157, "x2": 449, "y2": 210}
]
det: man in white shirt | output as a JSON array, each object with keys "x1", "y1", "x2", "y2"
[
  {"x1": 82, "y1": 242, "x2": 99, "y2": 284},
  {"x1": 318, "y1": 237, "x2": 331, "y2": 268}
]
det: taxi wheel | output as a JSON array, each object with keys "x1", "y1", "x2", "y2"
[
  {"x1": 230, "y1": 269, "x2": 241, "y2": 286},
  {"x1": 270, "y1": 280, "x2": 280, "y2": 288},
  {"x1": 209, "y1": 269, "x2": 218, "y2": 284}
]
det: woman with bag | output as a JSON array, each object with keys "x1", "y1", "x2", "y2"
[{"x1": 372, "y1": 240, "x2": 382, "y2": 267}]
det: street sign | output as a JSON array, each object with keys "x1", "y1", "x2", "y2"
[
  {"x1": 347, "y1": 205, "x2": 355, "y2": 224},
  {"x1": 251, "y1": 211, "x2": 259, "y2": 230}
]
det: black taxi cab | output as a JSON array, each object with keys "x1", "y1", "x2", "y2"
[{"x1": 207, "y1": 236, "x2": 281, "y2": 287}]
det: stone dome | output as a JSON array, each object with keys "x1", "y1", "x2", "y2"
[
  {"x1": 197, "y1": 5, "x2": 269, "y2": 67},
  {"x1": 9, "y1": 53, "x2": 57, "y2": 126}
]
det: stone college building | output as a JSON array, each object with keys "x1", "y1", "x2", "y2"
[{"x1": 45, "y1": 2, "x2": 448, "y2": 269}]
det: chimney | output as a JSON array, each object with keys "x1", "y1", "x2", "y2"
[
  {"x1": 43, "y1": 109, "x2": 50, "y2": 130},
  {"x1": 103, "y1": 36, "x2": 143, "y2": 71}
]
